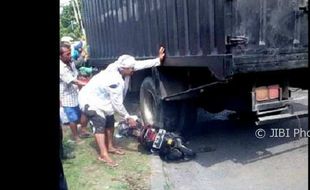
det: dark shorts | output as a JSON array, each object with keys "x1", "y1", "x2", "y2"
[{"x1": 83, "y1": 105, "x2": 115, "y2": 134}]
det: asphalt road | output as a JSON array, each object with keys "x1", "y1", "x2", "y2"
[
  {"x1": 124, "y1": 89, "x2": 308, "y2": 190},
  {"x1": 157, "y1": 90, "x2": 308, "y2": 190}
]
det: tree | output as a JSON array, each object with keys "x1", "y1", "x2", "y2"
[{"x1": 60, "y1": 0, "x2": 83, "y2": 40}]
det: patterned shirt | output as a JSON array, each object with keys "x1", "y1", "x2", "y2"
[{"x1": 60, "y1": 60, "x2": 79, "y2": 107}]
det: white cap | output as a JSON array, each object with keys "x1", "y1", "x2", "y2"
[{"x1": 117, "y1": 55, "x2": 136, "y2": 68}]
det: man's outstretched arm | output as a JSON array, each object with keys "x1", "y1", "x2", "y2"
[{"x1": 134, "y1": 46, "x2": 165, "y2": 71}]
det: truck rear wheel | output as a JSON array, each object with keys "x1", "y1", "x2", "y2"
[{"x1": 140, "y1": 77, "x2": 197, "y2": 133}]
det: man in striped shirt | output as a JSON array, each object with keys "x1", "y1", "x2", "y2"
[{"x1": 60, "y1": 42, "x2": 91, "y2": 142}]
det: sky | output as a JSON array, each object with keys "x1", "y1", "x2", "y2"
[
  {"x1": 60, "y1": 0, "x2": 71, "y2": 6},
  {"x1": 60, "y1": 0, "x2": 71, "y2": 14}
]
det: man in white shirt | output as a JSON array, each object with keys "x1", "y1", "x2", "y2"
[{"x1": 79, "y1": 47, "x2": 165, "y2": 167}]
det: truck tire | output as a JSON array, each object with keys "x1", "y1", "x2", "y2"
[{"x1": 140, "y1": 77, "x2": 197, "y2": 133}]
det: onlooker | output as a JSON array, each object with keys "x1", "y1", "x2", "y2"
[
  {"x1": 60, "y1": 42, "x2": 91, "y2": 142},
  {"x1": 78, "y1": 47, "x2": 165, "y2": 167},
  {"x1": 72, "y1": 40, "x2": 88, "y2": 69}
]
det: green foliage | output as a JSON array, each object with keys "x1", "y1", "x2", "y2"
[{"x1": 60, "y1": 1, "x2": 83, "y2": 40}]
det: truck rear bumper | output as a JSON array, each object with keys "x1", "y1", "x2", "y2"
[
  {"x1": 255, "y1": 91, "x2": 308, "y2": 125},
  {"x1": 256, "y1": 109, "x2": 308, "y2": 125}
]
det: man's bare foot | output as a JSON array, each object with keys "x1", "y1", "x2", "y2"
[
  {"x1": 72, "y1": 136, "x2": 84, "y2": 144},
  {"x1": 108, "y1": 147, "x2": 125, "y2": 155},
  {"x1": 73, "y1": 135, "x2": 81, "y2": 140},
  {"x1": 110, "y1": 144, "x2": 123, "y2": 150},
  {"x1": 98, "y1": 155, "x2": 118, "y2": 167}
]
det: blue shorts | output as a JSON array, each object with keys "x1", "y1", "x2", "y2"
[{"x1": 63, "y1": 106, "x2": 81, "y2": 123}]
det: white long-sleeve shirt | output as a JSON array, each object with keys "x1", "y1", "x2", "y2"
[
  {"x1": 105, "y1": 58, "x2": 161, "y2": 97},
  {"x1": 78, "y1": 57, "x2": 160, "y2": 121}
]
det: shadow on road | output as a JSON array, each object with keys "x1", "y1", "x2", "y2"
[
  {"x1": 182, "y1": 109, "x2": 308, "y2": 168},
  {"x1": 124, "y1": 92, "x2": 308, "y2": 168}
]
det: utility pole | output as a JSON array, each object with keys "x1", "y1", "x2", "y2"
[
  {"x1": 73, "y1": 0, "x2": 86, "y2": 38},
  {"x1": 71, "y1": 0, "x2": 80, "y2": 30},
  {"x1": 72, "y1": 0, "x2": 86, "y2": 39},
  {"x1": 70, "y1": 20, "x2": 74, "y2": 30}
]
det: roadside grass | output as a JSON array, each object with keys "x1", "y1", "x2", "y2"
[{"x1": 62, "y1": 126, "x2": 151, "y2": 190}]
